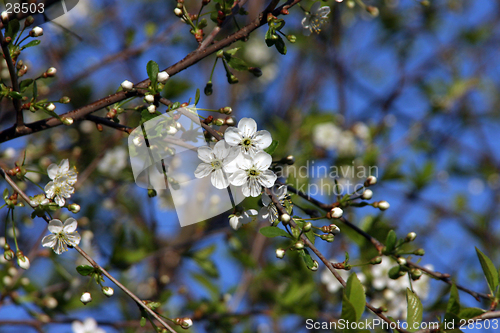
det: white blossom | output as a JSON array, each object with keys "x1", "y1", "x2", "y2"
[
  {"x1": 157, "y1": 71, "x2": 170, "y2": 83},
  {"x1": 259, "y1": 185, "x2": 287, "y2": 223},
  {"x1": 226, "y1": 152, "x2": 277, "y2": 197},
  {"x1": 301, "y1": 2, "x2": 330, "y2": 36},
  {"x1": 30, "y1": 194, "x2": 49, "y2": 207},
  {"x1": 97, "y1": 147, "x2": 128, "y2": 176},
  {"x1": 44, "y1": 159, "x2": 77, "y2": 207},
  {"x1": 224, "y1": 118, "x2": 272, "y2": 155},
  {"x1": 145, "y1": 94, "x2": 155, "y2": 103},
  {"x1": 42, "y1": 218, "x2": 81, "y2": 254},
  {"x1": 229, "y1": 209, "x2": 258, "y2": 230},
  {"x1": 194, "y1": 140, "x2": 238, "y2": 189},
  {"x1": 30, "y1": 26, "x2": 43, "y2": 37},
  {"x1": 72, "y1": 318, "x2": 105, "y2": 333},
  {"x1": 147, "y1": 104, "x2": 156, "y2": 113},
  {"x1": 121, "y1": 80, "x2": 134, "y2": 90},
  {"x1": 79, "y1": 292, "x2": 92, "y2": 305}
]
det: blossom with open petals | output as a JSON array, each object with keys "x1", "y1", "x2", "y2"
[
  {"x1": 44, "y1": 181, "x2": 75, "y2": 207},
  {"x1": 259, "y1": 185, "x2": 288, "y2": 223},
  {"x1": 42, "y1": 218, "x2": 81, "y2": 254},
  {"x1": 301, "y1": 2, "x2": 330, "y2": 36},
  {"x1": 47, "y1": 159, "x2": 77, "y2": 185},
  {"x1": 72, "y1": 318, "x2": 105, "y2": 333},
  {"x1": 229, "y1": 209, "x2": 258, "y2": 230},
  {"x1": 194, "y1": 140, "x2": 238, "y2": 189},
  {"x1": 224, "y1": 118, "x2": 272, "y2": 155},
  {"x1": 226, "y1": 152, "x2": 277, "y2": 197},
  {"x1": 44, "y1": 159, "x2": 77, "y2": 207}
]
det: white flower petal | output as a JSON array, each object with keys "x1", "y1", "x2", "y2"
[
  {"x1": 246, "y1": 178, "x2": 262, "y2": 197},
  {"x1": 59, "y1": 159, "x2": 70, "y2": 173},
  {"x1": 197, "y1": 146, "x2": 213, "y2": 163},
  {"x1": 237, "y1": 154, "x2": 254, "y2": 170},
  {"x1": 47, "y1": 164, "x2": 59, "y2": 180},
  {"x1": 55, "y1": 195, "x2": 65, "y2": 207},
  {"x1": 261, "y1": 191, "x2": 272, "y2": 207},
  {"x1": 63, "y1": 218, "x2": 78, "y2": 233},
  {"x1": 318, "y1": 6, "x2": 330, "y2": 17},
  {"x1": 66, "y1": 232, "x2": 81, "y2": 246},
  {"x1": 253, "y1": 152, "x2": 273, "y2": 170},
  {"x1": 213, "y1": 140, "x2": 231, "y2": 160},
  {"x1": 253, "y1": 130, "x2": 272, "y2": 150},
  {"x1": 238, "y1": 118, "x2": 257, "y2": 137},
  {"x1": 48, "y1": 219, "x2": 63, "y2": 233},
  {"x1": 194, "y1": 163, "x2": 213, "y2": 179},
  {"x1": 259, "y1": 170, "x2": 277, "y2": 188},
  {"x1": 229, "y1": 216, "x2": 242, "y2": 230},
  {"x1": 224, "y1": 128, "x2": 242, "y2": 146},
  {"x1": 310, "y1": 2, "x2": 321, "y2": 13},
  {"x1": 229, "y1": 170, "x2": 247, "y2": 186},
  {"x1": 42, "y1": 234, "x2": 57, "y2": 248},
  {"x1": 211, "y1": 169, "x2": 229, "y2": 189},
  {"x1": 258, "y1": 206, "x2": 270, "y2": 221}
]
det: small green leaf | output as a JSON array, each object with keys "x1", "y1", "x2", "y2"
[
  {"x1": 459, "y1": 307, "x2": 485, "y2": 320},
  {"x1": 19, "y1": 79, "x2": 33, "y2": 93},
  {"x1": 264, "y1": 140, "x2": 279, "y2": 155},
  {"x1": 274, "y1": 35, "x2": 287, "y2": 55},
  {"x1": 9, "y1": 91, "x2": 22, "y2": 99},
  {"x1": 385, "y1": 230, "x2": 397, "y2": 253},
  {"x1": 259, "y1": 226, "x2": 291, "y2": 238},
  {"x1": 140, "y1": 109, "x2": 158, "y2": 125},
  {"x1": 224, "y1": 47, "x2": 240, "y2": 56},
  {"x1": 340, "y1": 294, "x2": 358, "y2": 332},
  {"x1": 345, "y1": 273, "x2": 366, "y2": 321},
  {"x1": 195, "y1": 88, "x2": 200, "y2": 105},
  {"x1": 32, "y1": 80, "x2": 38, "y2": 99},
  {"x1": 299, "y1": 249, "x2": 314, "y2": 268},
  {"x1": 475, "y1": 247, "x2": 499, "y2": 294},
  {"x1": 227, "y1": 57, "x2": 250, "y2": 71},
  {"x1": 406, "y1": 288, "x2": 423, "y2": 332},
  {"x1": 3, "y1": 188, "x2": 9, "y2": 200},
  {"x1": 447, "y1": 283, "x2": 460, "y2": 315},
  {"x1": 76, "y1": 265, "x2": 95, "y2": 276},
  {"x1": 5, "y1": 19, "x2": 20, "y2": 39},
  {"x1": 146, "y1": 60, "x2": 159, "y2": 88},
  {"x1": 140, "y1": 317, "x2": 146, "y2": 327},
  {"x1": 20, "y1": 40, "x2": 40, "y2": 50}
]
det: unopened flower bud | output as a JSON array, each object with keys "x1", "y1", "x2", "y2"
[
  {"x1": 157, "y1": 71, "x2": 170, "y2": 83},
  {"x1": 25, "y1": 16, "x2": 34, "y2": 27},
  {"x1": 46, "y1": 103, "x2": 56, "y2": 111},
  {"x1": 80, "y1": 292, "x2": 92, "y2": 304},
  {"x1": 405, "y1": 232, "x2": 417, "y2": 242},
  {"x1": 285, "y1": 155, "x2": 295, "y2": 165},
  {"x1": 204, "y1": 82, "x2": 213, "y2": 95},
  {"x1": 61, "y1": 117, "x2": 74, "y2": 126},
  {"x1": 16, "y1": 252, "x2": 30, "y2": 270},
  {"x1": 378, "y1": 201, "x2": 390, "y2": 211},
  {"x1": 370, "y1": 256, "x2": 382, "y2": 265},
  {"x1": 366, "y1": 6, "x2": 379, "y2": 17},
  {"x1": 68, "y1": 203, "x2": 80, "y2": 213},
  {"x1": 166, "y1": 126, "x2": 178, "y2": 135},
  {"x1": 330, "y1": 207, "x2": 343, "y2": 219},
  {"x1": 102, "y1": 286, "x2": 114, "y2": 297},
  {"x1": 414, "y1": 248, "x2": 425, "y2": 256},
  {"x1": 326, "y1": 234, "x2": 335, "y2": 242},
  {"x1": 147, "y1": 104, "x2": 156, "y2": 113},
  {"x1": 225, "y1": 117, "x2": 236, "y2": 126},
  {"x1": 4, "y1": 248, "x2": 14, "y2": 261},
  {"x1": 280, "y1": 213, "x2": 291, "y2": 223},
  {"x1": 121, "y1": 80, "x2": 134, "y2": 91},
  {"x1": 148, "y1": 189, "x2": 157, "y2": 198},
  {"x1": 329, "y1": 224, "x2": 340, "y2": 235},
  {"x1": 174, "y1": 8, "x2": 183, "y2": 17},
  {"x1": 214, "y1": 118, "x2": 224, "y2": 126},
  {"x1": 228, "y1": 75, "x2": 238, "y2": 84},
  {"x1": 276, "y1": 248, "x2": 285, "y2": 259},
  {"x1": 294, "y1": 241, "x2": 304, "y2": 250},
  {"x1": 145, "y1": 94, "x2": 155, "y2": 103},
  {"x1": 286, "y1": 35, "x2": 296, "y2": 43},
  {"x1": 46, "y1": 67, "x2": 57, "y2": 77},
  {"x1": 361, "y1": 189, "x2": 373, "y2": 200},
  {"x1": 180, "y1": 318, "x2": 193, "y2": 329},
  {"x1": 397, "y1": 257, "x2": 407, "y2": 266},
  {"x1": 59, "y1": 96, "x2": 71, "y2": 103},
  {"x1": 30, "y1": 26, "x2": 43, "y2": 37},
  {"x1": 303, "y1": 222, "x2": 312, "y2": 232},
  {"x1": 1, "y1": 11, "x2": 9, "y2": 24},
  {"x1": 222, "y1": 106, "x2": 232, "y2": 114},
  {"x1": 248, "y1": 67, "x2": 262, "y2": 77},
  {"x1": 410, "y1": 269, "x2": 423, "y2": 280},
  {"x1": 365, "y1": 176, "x2": 377, "y2": 186},
  {"x1": 309, "y1": 260, "x2": 319, "y2": 271}
]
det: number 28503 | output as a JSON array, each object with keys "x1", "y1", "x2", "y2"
[{"x1": 5, "y1": 3, "x2": 45, "y2": 14}]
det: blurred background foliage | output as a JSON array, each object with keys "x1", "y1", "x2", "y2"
[{"x1": 1, "y1": 0, "x2": 500, "y2": 332}]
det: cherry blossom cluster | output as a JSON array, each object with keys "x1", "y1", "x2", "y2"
[{"x1": 43, "y1": 159, "x2": 78, "y2": 207}]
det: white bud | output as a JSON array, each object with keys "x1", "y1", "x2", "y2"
[
  {"x1": 310, "y1": 260, "x2": 319, "y2": 271},
  {"x1": 280, "y1": 213, "x2": 291, "y2": 223},
  {"x1": 46, "y1": 103, "x2": 56, "y2": 112},
  {"x1": 329, "y1": 224, "x2": 340, "y2": 235},
  {"x1": 62, "y1": 117, "x2": 74, "y2": 126},
  {"x1": 44, "y1": 296, "x2": 58, "y2": 309},
  {"x1": 121, "y1": 80, "x2": 134, "y2": 91},
  {"x1": 17, "y1": 254, "x2": 30, "y2": 270},
  {"x1": 30, "y1": 26, "x2": 43, "y2": 37},
  {"x1": 157, "y1": 71, "x2": 170, "y2": 83},
  {"x1": 144, "y1": 94, "x2": 154, "y2": 103},
  {"x1": 46, "y1": 67, "x2": 57, "y2": 76},
  {"x1": 276, "y1": 248, "x2": 285, "y2": 259},
  {"x1": 174, "y1": 8, "x2": 183, "y2": 17},
  {"x1": 147, "y1": 104, "x2": 156, "y2": 113},
  {"x1": 361, "y1": 189, "x2": 373, "y2": 200},
  {"x1": 1, "y1": 11, "x2": 9, "y2": 23},
  {"x1": 8, "y1": 267, "x2": 17, "y2": 276},
  {"x1": 175, "y1": 122, "x2": 182, "y2": 130},
  {"x1": 330, "y1": 207, "x2": 343, "y2": 219},
  {"x1": 378, "y1": 201, "x2": 390, "y2": 211},
  {"x1": 69, "y1": 204, "x2": 80, "y2": 213},
  {"x1": 80, "y1": 292, "x2": 92, "y2": 304},
  {"x1": 365, "y1": 176, "x2": 377, "y2": 186},
  {"x1": 102, "y1": 286, "x2": 114, "y2": 297},
  {"x1": 406, "y1": 232, "x2": 417, "y2": 242},
  {"x1": 20, "y1": 277, "x2": 29, "y2": 286},
  {"x1": 2, "y1": 276, "x2": 12, "y2": 286},
  {"x1": 181, "y1": 318, "x2": 193, "y2": 329},
  {"x1": 397, "y1": 257, "x2": 407, "y2": 266},
  {"x1": 166, "y1": 126, "x2": 178, "y2": 135}
]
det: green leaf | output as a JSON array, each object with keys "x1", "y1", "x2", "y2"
[
  {"x1": 32, "y1": 80, "x2": 38, "y2": 99},
  {"x1": 146, "y1": 60, "x2": 159, "y2": 88},
  {"x1": 259, "y1": 226, "x2": 291, "y2": 238},
  {"x1": 227, "y1": 57, "x2": 250, "y2": 71},
  {"x1": 345, "y1": 273, "x2": 366, "y2": 321},
  {"x1": 19, "y1": 79, "x2": 33, "y2": 93},
  {"x1": 446, "y1": 283, "x2": 460, "y2": 315},
  {"x1": 264, "y1": 140, "x2": 279, "y2": 155},
  {"x1": 475, "y1": 247, "x2": 499, "y2": 294},
  {"x1": 20, "y1": 40, "x2": 40, "y2": 50},
  {"x1": 76, "y1": 265, "x2": 95, "y2": 276},
  {"x1": 140, "y1": 109, "x2": 158, "y2": 125},
  {"x1": 9, "y1": 91, "x2": 22, "y2": 99},
  {"x1": 340, "y1": 294, "x2": 358, "y2": 332},
  {"x1": 299, "y1": 249, "x2": 314, "y2": 268},
  {"x1": 406, "y1": 288, "x2": 423, "y2": 332},
  {"x1": 195, "y1": 88, "x2": 200, "y2": 105},
  {"x1": 192, "y1": 244, "x2": 216, "y2": 260},
  {"x1": 140, "y1": 317, "x2": 146, "y2": 327},
  {"x1": 191, "y1": 272, "x2": 219, "y2": 300},
  {"x1": 5, "y1": 19, "x2": 20, "y2": 39},
  {"x1": 385, "y1": 230, "x2": 397, "y2": 253},
  {"x1": 458, "y1": 307, "x2": 485, "y2": 320},
  {"x1": 3, "y1": 189, "x2": 9, "y2": 200},
  {"x1": 274, "y1": 35, "x2": 287, "y2": 55},
  {"x1": 224, "y1": 47, "x2": 240, "y2": 56}
]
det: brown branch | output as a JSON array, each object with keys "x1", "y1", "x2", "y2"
[{"x1": 0, "y1": 0, "x2": 304, "y2": 143}]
